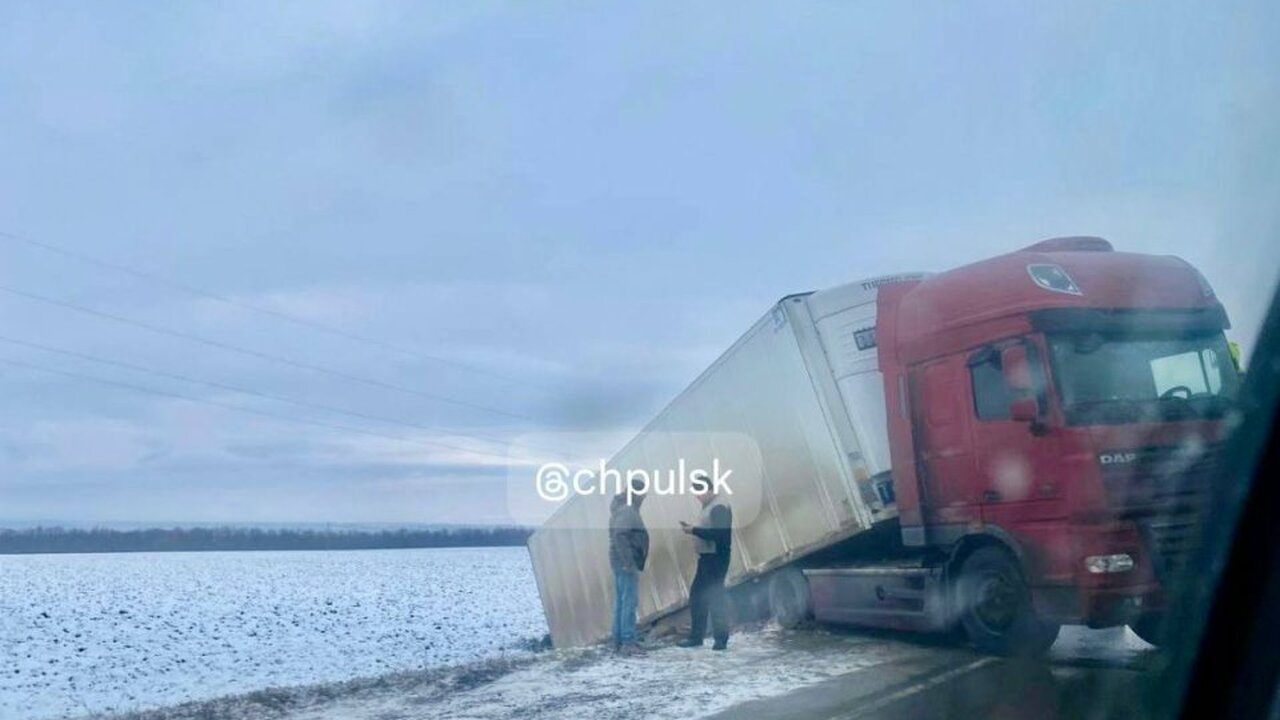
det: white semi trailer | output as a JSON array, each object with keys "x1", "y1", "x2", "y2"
[{"x1": 528, "y1": 275, "x2": 919, "y2": 648}]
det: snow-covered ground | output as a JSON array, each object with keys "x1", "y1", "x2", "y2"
[
  {"x1": 290, "y1": 625, "x2": 930, "y2": 720},
  {"x1": 103, "y1": 625, "x2": 937, "y2": 720},
  {"x1": 0, "y1": 547, "x2": 547, "y2": 719},
  {"x1": 106, "y1": 624, "x2": 1156, "y2": 720},
  {"x1": 0, "y1": 546, "x2": 1156, "y2": 720}
]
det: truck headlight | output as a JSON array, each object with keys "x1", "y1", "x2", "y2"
[{"x1": 1085, "y1": 554, "x2": 1135, "y2": 574}]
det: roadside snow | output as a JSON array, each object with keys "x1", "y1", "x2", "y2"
[
  {"x1": 388, "y1": 627, "x2": 917, "y2": 720},
  {"x1": 1051, "y1": 625, "x2": 1153, "y2": 666},
  {"x1": 110, "y1": 624, "x2": 1158, "y2": 720},
  {"x1": 127, "y1": 625, "x2": 943, "y2": 720},
  {"x1": 0, "y1": 547, "x2": 546, "y2": 719}
]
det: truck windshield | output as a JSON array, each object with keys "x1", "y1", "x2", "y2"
[{"x1": 1048, "y1": 332, "x2": 1240, "y2": 425}]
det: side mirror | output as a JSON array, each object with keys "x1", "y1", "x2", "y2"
[
  {"x1": 1000, "y1": 345, "x2": 1033, "y2": 392},
  {"x1": 1000, "y1": 344, "x2": 1046, "y2": 432}
]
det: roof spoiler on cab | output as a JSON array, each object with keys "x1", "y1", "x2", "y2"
[{"x1": 1022, "y1": 236, "x2": 1114, "y2": 253}]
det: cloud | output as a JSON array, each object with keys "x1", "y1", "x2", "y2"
[{"x1": 0, "y1": 1, "x2": 1276, "y2": 524}]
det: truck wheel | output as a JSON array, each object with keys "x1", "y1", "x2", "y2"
[
  {"x1": 769, "y1": 567, "x2": 812, "y2": 629},
  {"x1": 1130, "y1": 613, "x2": 1165, "y2": 647},
  {"x1": 955, "y1": 547, "x2": 1060, "y2": 656}
]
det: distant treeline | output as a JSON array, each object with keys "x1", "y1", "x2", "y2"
[{"x1": 0, "y1": 526, "x2": 534, "y2": 555}]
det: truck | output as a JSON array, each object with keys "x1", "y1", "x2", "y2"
[{"x1": 527, "y1": 237, "x2": 1238, "y2": 654}]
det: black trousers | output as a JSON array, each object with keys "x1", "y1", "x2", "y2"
[{"x1": 688, "y1": 555, "x2": 730, "y2": 644}]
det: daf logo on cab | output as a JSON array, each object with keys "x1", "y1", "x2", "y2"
[{"x1": 1098, "y1": 452, "x2": 1140, "y2": 465}]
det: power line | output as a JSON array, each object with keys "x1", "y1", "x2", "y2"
[
  {"x1": 0, "y1": 333, "x2": 562, "y2": 458},
  {"x1": 0, "y1": 355, "x2": 525, "y2": 462},
  {"x1": 0, "y1": 230, "x2": 557, "y2": 392},
  {"x1": 0, "y1": 282, "x2": 540, "y2": 423}
]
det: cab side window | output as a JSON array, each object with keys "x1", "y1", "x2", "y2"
[
  {"x1": 971, "y1": 358, "x2": 1013, "y2": 420},
  {"x1": 969, "y1": 342, "x2": 1046, "y2": 421}
]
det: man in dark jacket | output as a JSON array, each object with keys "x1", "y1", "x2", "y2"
[
  {"x1": 609, "y1": 479, "x2": 649, "y2": 653},
  {"x1": 679, "y1": 480, "x2": 733, "y2": 650}
]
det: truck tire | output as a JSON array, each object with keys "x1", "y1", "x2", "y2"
[
  {"x1": 1130, "y1": 613, "x2": 1165, "y2": 647},
  {"x1": 769, "y1": 566, "x2": 812, "y2": 629},
  {"x1": 955, "y1": 547, "x2": 1060, "y2": 656}
]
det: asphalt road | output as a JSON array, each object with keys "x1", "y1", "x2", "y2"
[{"x1": 707, "y1": 627, "x2": 1156, "y2": 720}]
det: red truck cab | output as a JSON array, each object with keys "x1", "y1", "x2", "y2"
[{"x1": 868, "y1": 237, "x2": 1237, "y2": 652}]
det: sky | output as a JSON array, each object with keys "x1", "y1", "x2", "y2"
[{"x1": 1, "y1": 1, "x2": 1277, "y2": 526}]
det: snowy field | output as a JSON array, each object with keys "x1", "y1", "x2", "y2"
[
  {"x1": 0, "y1": 547, "x2": 547, "y2": 719},
  {"x1": 0, "y1": 546, "x2": 1156, "y2": 720}
]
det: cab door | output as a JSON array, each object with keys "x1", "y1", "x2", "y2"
[
  {"x1": 966, "y1": 339, "x2": 1065, "y2": 524},
  {"x1": 909, "y1": 355, "x2": 979, "y2": 529}
]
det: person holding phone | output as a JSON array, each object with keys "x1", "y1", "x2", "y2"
[{"x1": 679, "y1": 475, "x2": 733, "y2": 651}]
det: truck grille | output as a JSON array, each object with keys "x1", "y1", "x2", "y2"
[
  {"x1": 1099, "y1": 443, "x2": 1223, "y2": 580},
  {"x1": 1143, "y1": 512, "x2": 1202, "y2": 578},
  {"x1": 1099, "y1": 443, "x2": 1220, "y2": 512}
]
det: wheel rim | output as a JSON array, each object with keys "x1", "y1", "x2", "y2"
[{"x1": 973, "y1": 572, "x2": 1019, "y2": 632}]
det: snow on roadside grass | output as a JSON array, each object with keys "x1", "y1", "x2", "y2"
[
  {"x1": 0, "y1": 547, "x2": 546, "y2": 720},
  {"x1": 403, "y1": 626, "x2": 916, "y2": 720},
  {"x1": 130, "y1": 625, "x2": 938, "y2": 720},
  {"x1": 111, "y1": 654, "x2": 542, "y2": 720}
]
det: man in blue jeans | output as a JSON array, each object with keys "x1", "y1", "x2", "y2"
[{"x1": 608, "y1": 479, "x2": 649, "y2": 654}]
